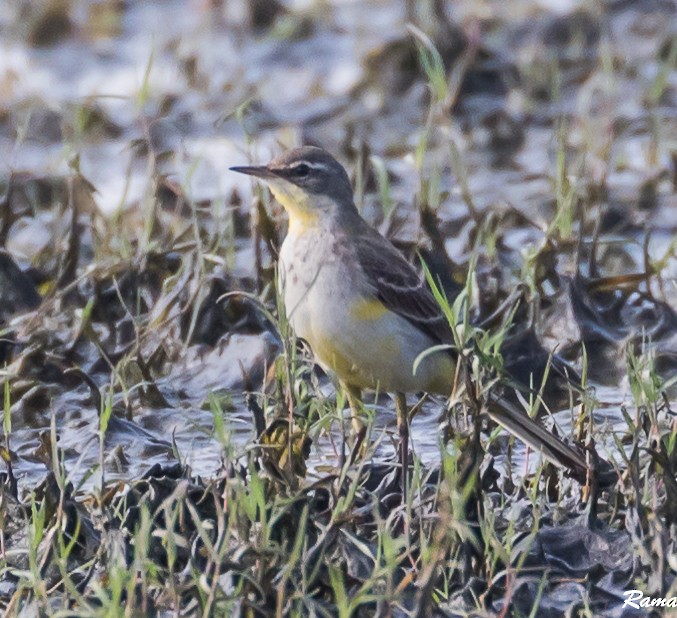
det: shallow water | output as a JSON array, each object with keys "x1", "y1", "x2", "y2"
[{"x1": 2, "y1": 4, "x2": 677, "y2": 616}]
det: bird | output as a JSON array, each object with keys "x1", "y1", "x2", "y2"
[{"x1": 230, "y1": 146, "x2": 588, "y2": 484}]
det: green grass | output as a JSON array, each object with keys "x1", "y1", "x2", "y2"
[{"x1": 1, "y1": 3, "x2": 677, "y2": 615}]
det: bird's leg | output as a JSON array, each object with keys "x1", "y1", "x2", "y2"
[
  {"x1": 343, "y1": 384, "x2": 367, "y2": 464},
  {"x1": 395, "y1": 392, "x2": 409, "y2": 500},
  {"x1": 343, "y1": 384, "x2": 363, "y2": 433},
  {"x1": 342, "y1": 384, "x2": 367, "y2": 463}
]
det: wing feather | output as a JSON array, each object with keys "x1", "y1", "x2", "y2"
[{"x1": 352, "y1": 226, "x2": 454, "y2": 346}]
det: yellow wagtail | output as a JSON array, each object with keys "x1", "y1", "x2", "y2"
[{"x1": 231, "y1": 146, "x2": 587, "y2": 477}]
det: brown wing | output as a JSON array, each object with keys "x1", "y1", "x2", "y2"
[{"x1": 353, "y1": 224, "x2": 454, "y2": 345}]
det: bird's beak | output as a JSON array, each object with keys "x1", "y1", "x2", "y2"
[{"x1": 229, "y1": 165, "x2": 277, "y2": 179}]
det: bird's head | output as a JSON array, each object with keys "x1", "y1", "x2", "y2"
[{"x1": 230, "y1": 146, "x2": 356, "y2": 231}]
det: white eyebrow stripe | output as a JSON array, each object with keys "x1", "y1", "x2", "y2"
[
  {"x1": 305, "y1": 161, "x2": 329, "y2": 170},
  {"x1": 288, "y1": 161, "x2": 330, "y2": 172}
]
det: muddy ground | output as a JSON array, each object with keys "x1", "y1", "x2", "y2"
[{"x1": 0, "y1": 0, "x2": 676, "y2": 616}]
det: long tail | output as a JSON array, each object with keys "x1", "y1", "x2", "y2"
[{"x1": 486, "y1": 394, "x2": 588, "y2": 478}]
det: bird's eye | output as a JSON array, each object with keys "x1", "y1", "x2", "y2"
[{"x1": 292, "y1": 163, "x2": 310, "y2": 177}]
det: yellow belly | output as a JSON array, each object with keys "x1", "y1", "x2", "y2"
[
  {"x1": 307, "y1": 299, "x2": 455, "y2": 395},
  {"x1": 280, "y1": 234, "x2": 455, "y2": 395}
]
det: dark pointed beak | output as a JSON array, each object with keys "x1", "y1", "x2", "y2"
[{"x1": 229, "y1": 165, "x2": 277, "y2": 179}]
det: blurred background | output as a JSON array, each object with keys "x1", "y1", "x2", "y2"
[{"x1": 2, "y1": 0, "x2": 675, "y2": 222}]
